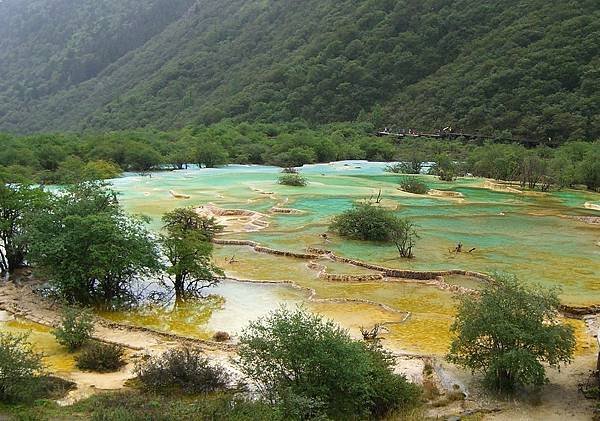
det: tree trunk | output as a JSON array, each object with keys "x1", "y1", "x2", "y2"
[{"x1": 174, "y1": 273, "x2": 185, "y2": 303}]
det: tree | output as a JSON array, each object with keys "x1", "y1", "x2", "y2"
[
  {"x1": 82, "y1": 160, "x2": 122, "y2": 181},
  {"x1": 390, "y1": 150, "x2": 425, "y2": 174},
  {"x1": 468, "y1": 143, "x2": 523, "y2": 181},
  {"x1": 549, "y1": 154, "x2": 576, "y2": 189},
  {"x1": 518, "y1": 152, "x2": 547, "y2": 189},
  {"x1": 237, "y1": 308, "x2": 420, "y2": 419},
  {"x1": 430, "y1": 153, "x2": 457, "y2": 181},
  {"x1": 159, "y1": 208, "x2": 224, "y2": 302},
  {"x1": 165, "y1": 140, "x2": 193, "y2": 170},
  {"x1": 390, "y1": 218, "x2": 419, "y2": 258},
  {"x1": 0, "y1": 184, "x2": 48, "y2": 274},
  {"x1": 196, "y1": 143, "x2": 229, "y2": 168},
  {"x1": 124, "y1": 143, "x2": 162, "y2": 172},
  {"x1": 273, "y1": 146, "x2": 317, "y2": 168},
  {"x1": 27, "y1": 183, "x2": 161, "y2": 307},
  {"x1": 577, "y1": 147, "x2": 600, "y2": 190},
  {"x1": 0, "y1": 165, "x2": 34, "y2": 184},
  {"x1": 161, "y1": 207, "x2": 223, "y2": 241},
  {"x1": 0, "y1": 332, "x2": 44, "y2": 402},
  {"x1": 447, "y1": 274, "x2": 575, "y2": 393},
  {"x1": 36, "y1": 145, "x2": 66, "y2": 171}
]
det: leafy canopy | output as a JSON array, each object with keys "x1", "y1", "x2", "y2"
[
  {"x1": 237, "y1": 307, "x2": 421, "y2": 419},
  {"x1": 330, "y1": 202, "x2": 419, "y2": 258},
  {"x1": 26, "y1": 182, "x2": 161, "y2": 307},
  {"x1": 278, "y1": 173, "x2": 308, "y2": 187},
  {"x1": 0, "y1": 332, "x2": 45, "y2": 403},
  {"x1": 53, "y1": 307, "x2": 95, "y2": 352},
  {"x1": 0, "y1": 183, "x2": 48, "y2": 274},
  {"x1": 447, "y1": 273, "x2": 575, "y2": 393},
  {"x1": 159, "y1": 208, "x2": 224, "y2": 302},
  {"x1": 330, "y1": 203, "x2": 399, "y2": 242}
]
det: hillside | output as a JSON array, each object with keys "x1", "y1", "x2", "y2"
[{"x1": 0, "y1": 0, "x2": 598, "y2": 141}]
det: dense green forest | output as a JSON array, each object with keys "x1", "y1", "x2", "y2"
[
  {"x1": 0, "y1": 122, "x2": 598, "y2": 190},
  {"x1": 0, "y1": 0, "x2": 598, "y2": 141}
]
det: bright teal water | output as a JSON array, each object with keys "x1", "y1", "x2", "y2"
[{"x1": 111, "y1": 163, "x2": 600, "y2": 306}]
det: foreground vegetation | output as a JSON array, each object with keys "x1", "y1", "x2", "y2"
[
  {"x1": 0, "y1": 277, "x2": 582, "y2": 419},
  {"x1": 238, "y1": 308, "x2": 421, "y2": 419},
  {"x1": 0, "y1": 308, "x2": 423, "y2": 420},
  {"x1": 448, "y1": 274, "x2": 576, "y2": 393},
  {"x1": 0, "y1": 391, "x2": 282, "y2": 421},
  {"x1": 0, "y1": 123, "x2": 598, "y2": 190}
]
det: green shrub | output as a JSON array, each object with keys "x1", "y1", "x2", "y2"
[
  {"x1": 330, "y1": 202, "x2": 398, "y2": 241},
  {"x1": 438, "y1": 170, "x2": 457, "y2": 182},
  {"x1": 135, "y1": 347, "x2": 230, "y2": 394},
  {"x1": 70, "y1": 390, "x2": 280, "y2": 421},
  {"x1": 448, "y1": 273, "x2": 575, "y2": 393},
  {"x1": 76, "y1": 341, "x2": 126, "y2": 373},
  {"x1": 430, "y1": 153, "x2": 458, "y2": 181},
  {"x1": 278, "y1": 173, "x2": 307, "y2": 187},
  {"x1": 53, "y1": 307, "x2": 95, "y2": 351},
  {"x1": 238, "y1": 307, "x2": 421, "y2": 419},
  {"x1": 385, "y1": 161, "x2": 422, "y2": 174},
  {"x1": 385, "y1": 163, "x2": 406, "y2": 174},
  {"x1": 399, "y1": 177, "x2": 429, "y2": 194},
  {"x1": 0, "y1": 332, "x2": 45, "y2": 402},
  {"x1": 33, "y1": 376, "x2": 76, "y2": 401}
]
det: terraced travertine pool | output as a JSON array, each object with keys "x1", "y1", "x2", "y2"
[{"x1": 98, "y1": 161, "x2": 599, "y2": 355}]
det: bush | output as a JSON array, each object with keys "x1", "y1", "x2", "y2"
[
  {"x1": 76, "y1": 341, "x2": 126, "y2": 372},
  {"x1": 212, "y1": 331, "x2": 231, "y2": 342},
  {"x1": 70, "y1": 390, "x2": 280, "y2": 420},
  {"x1": 385, "y1": 161, "x2": 422, "y2": 175},
  {"x1": 53, "y1": 307, "x2": 95, "y2": 351},
  {"x1": 330, "y1": 202, "x2": 398, "y2": 241},
  {"x1": 438, "y1": 170, "x2": 456, "y2": 182},
  {"x1": 278, "y1": 173, "x2": 307, "y2": 187},
  {"x1": 385, "y1": 163, "x2": 406, "y2": 174},
  {"x1": 447, "y1": 273, "x2": 575, "y2": 393},
  {"x1": 399, "y1": 177, "x2": 429, "y2": 194},
  {"x1": 135, "y1": 347, "x2": 230, "y2": 394},
  {"x1": 430, "y1": 153, "x2": 457, "y2": 181},
  {"x1": 0, "y1": 332, "x2": 45, "y2": 402},
  {"x1": 238, "y1": 308, "x2": 421, "y2": 419}
]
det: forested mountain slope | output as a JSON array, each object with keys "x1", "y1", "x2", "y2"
[
  {"x1": 0, "y1": 0, "x2": 598, "y2": 141},
  {"x1": 0, "y1": 0, "x2": 195, "y2": 129}
]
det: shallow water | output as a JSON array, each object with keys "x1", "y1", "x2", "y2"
[
  {"x1": 100, "y1": 279, "x2": 306, "y2": 338},
  {"x1": 107, "y1": 162, "x2": 599, "y2": 354},
  {"x1": 0, "y1": 318, "x2": 76, "y2": 373}
]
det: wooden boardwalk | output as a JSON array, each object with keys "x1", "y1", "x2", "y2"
[{"x1": 376, "y1": 128, "x2": 559, "y2": 147}]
